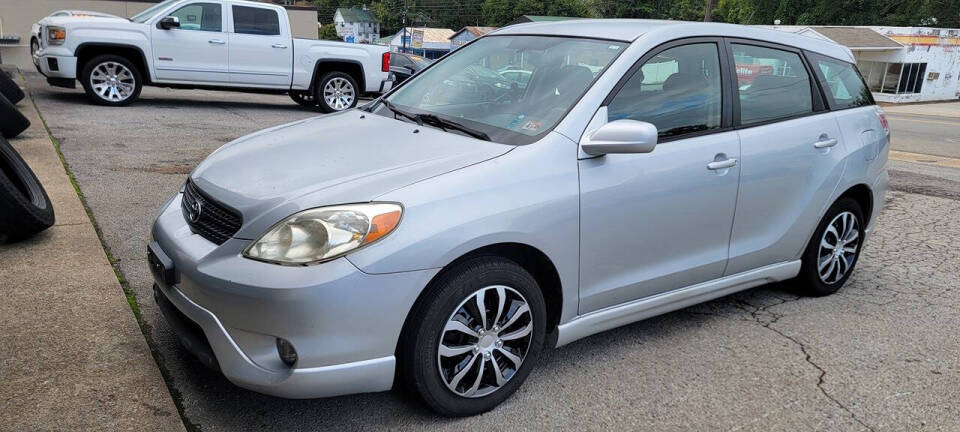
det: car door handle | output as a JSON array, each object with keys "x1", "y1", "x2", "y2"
[
  {"x1": 707, "y1": 158, "x2": 737, "y2": 170},
  {"x1": 208, "y1": 39, "x2": 225, "y2": 45},
  {"x1": 814, "y1": 138, "x2": 838, "y2": 148},
  {"x1": 272, "y1": 43, "x2": 288, "y2": 49}
]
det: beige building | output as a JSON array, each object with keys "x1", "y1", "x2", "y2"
[{"x1": 0, "y1": 0, "x2": 317, "y2": 70}]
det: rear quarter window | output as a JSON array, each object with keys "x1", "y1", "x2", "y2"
[{"x1": 811, "y1": 55, "x2": 875, "y2": 110}]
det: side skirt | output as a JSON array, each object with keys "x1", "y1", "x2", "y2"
[{"x1": 555, "y1": 261, "x2": 801, "y2": 347}]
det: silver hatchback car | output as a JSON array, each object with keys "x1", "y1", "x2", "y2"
[{"x1": 149, "y1": 19, "x2": 889, "y2": 416}]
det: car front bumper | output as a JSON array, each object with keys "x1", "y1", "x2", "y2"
[
  {"x1": 35, "y1": 47, "x2": 77, "y2": 79},
  {"x1": 150, "y1": 193, "x2": 438, "y2": 398}
]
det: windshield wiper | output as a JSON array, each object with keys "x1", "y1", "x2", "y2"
[
  {"x1": 380, "y1": 100, "x2": 422, "y2": 125},
  {"x1": 379, "y1": 100, "x2": 490, "y2": 141},
  {"x1": 417, "y1": 114, "x2": 491, "y2": 141}
]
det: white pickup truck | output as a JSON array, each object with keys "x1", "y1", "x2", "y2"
[{"x1": 33, "y1": 0, "x2": 393, "y2": 112}]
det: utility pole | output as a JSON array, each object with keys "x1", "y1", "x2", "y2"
[
  {"x1": 704, "y1": 0, "x2": 715, "y2": 22},
  {"x1": 401, "y1": 0, "x2": 408, "y2": 54}
]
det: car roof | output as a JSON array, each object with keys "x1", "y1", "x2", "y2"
[{"x1": 492, "y1": 19, "x2": 854, "y2": 62}]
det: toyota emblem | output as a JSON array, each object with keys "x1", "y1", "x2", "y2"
[{"x1": 188, "y1": 199, "x2": 202, "y2": 223}]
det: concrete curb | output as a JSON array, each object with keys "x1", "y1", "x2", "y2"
[{"x1": 0, "y1": 70, "x2": 185, "y2": 431}]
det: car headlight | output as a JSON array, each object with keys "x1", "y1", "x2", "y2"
[
  {"x1": 243, "y1": 203, "x2": 402, "y2": 265},
  {"x1": 47, "y1": 26, "x2": 66, "y2": 45}
]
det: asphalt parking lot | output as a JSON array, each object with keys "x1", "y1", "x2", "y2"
[{"x1": 24, "y1": 71, "x2": 960, "y2": 431}]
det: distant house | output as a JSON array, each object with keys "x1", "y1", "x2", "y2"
[
  {"x1": 449, "y1": 26, "x2": 497, "y2": 49},
  {"x1": 390, "y1": 27, "x2": 455, "y2": 59},
  {"x1": 333, "y1": 7, "x2": 380, "y2": 43},
  {"x1": 504, "y1": 15, "x2": 580, "y2": 27}
]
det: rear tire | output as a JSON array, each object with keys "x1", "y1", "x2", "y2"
[
  {"x1": 0, "y1": 93, "x2": 30, "y2": 139},
  {"x1": 0, "y1": 135, "x2": 54, "y2": 242},
  {"x1": 314, "y1": 72, "x2": 358, "y2": 113},
  {"x1": 793, "y1": 197, "x2": 865, "y2": 296},
  {"x1": 80, "y1": 54, "x2": 142, "y2": 106},
  {"x1": 0, "y1": 70, "x2": 25, "y2": 104},
  {"x1": 400, "y1": 256, "x2": 546, "y2": 416}
]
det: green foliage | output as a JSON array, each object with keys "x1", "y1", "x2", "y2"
[
  {"x1": 312, "y1": 0, "x2": 960, "y2": 36},
  {"x1": 319, "y1": 23, "x2": 341, "y2": 40}
]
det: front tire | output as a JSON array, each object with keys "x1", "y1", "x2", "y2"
[
  {"x1": 794, "y1": 197, "x2": 865, "y2": 296},
  {"x1": 80, "y1": 55, "x2": 142, "y2": 106},
  {"x1": 314, "y1": 71, "x2": 358, "y2": 113},
  {"x1": 400, "y1": 256, "x2": 547, "y2": 416}
]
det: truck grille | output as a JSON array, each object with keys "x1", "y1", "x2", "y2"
[{"x1": 181, "y1": 181, "x2": 242, "y2": 245}]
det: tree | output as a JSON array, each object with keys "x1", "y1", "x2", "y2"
[
  {"x1": 319, "y1": 23, "x2": 341, "y2": 40},
  {"x1": 482, "y1": 0, "x2": 593, "y2": 27}
]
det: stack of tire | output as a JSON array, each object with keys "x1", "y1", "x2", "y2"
[{"x1": 1, "y1": 70, "x2": 55, "y2": 242}]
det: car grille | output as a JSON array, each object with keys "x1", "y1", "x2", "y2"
[{"x1": 181, "y1": 181, "x2": 242, "y2": 245}]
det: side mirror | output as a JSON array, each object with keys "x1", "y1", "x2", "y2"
[
  {"x1": 158, "y1": 16, "x2": 180, "y2": 30},
  {"x1": 581, "y1": 119, "x2": 658, "y2": 155}
]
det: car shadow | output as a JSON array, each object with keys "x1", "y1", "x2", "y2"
[{"x1": 160, "y1": 281, "x2": 800, "y2": 429}]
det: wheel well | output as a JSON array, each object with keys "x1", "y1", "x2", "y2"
[
  {"x1": 839, "y1": 184, "x2": 873, "y2": 224},
  {"x1": 76, "y1": 44, "x2": 150, "y2": 83},
  {"x1": 397, "y1": 243, "x2": 564, "y2": 353},
  {"x1": 312, "y1": 61, "x2": 364, "y2": 93}
]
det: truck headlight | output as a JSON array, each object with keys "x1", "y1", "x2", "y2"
[
  {"x1": 47, "y1": 26, "x2": 66, "y2": 45},
  {"x1": 243, "y1": 203, "x2": 402, "y2": 265}
]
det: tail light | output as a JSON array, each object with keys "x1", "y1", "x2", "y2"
[
  {"x1": 381, "y1": 52, "x2": 390, "y2": 72},
  {"x1": 875, "y1": 106, "x2": 890, "y2": 136}
]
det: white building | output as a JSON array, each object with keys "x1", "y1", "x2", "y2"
[
  {"x1": 770, "y1": 25, "x2": 960, "y2": 103},
  {"x1": 389, "y1": 27, "x2": 454, "y2": 59},
  {"x1": 333, "y1": 7, "x2": 379, "y2": 44}
]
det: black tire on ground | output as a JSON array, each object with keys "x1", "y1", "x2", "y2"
[
  {"x1": 400, "y1": 256, "x2": 547, "y2": 417},
  {"x1": 80, "y1": 54, "x2": 143, "y2": 106},
  {"x1": 0, "y1": 93, "x2": 30, "y2": 139},
  {"x1": 289, "y1": 90, "x2": 320, "y2": 109},
  {"x1": 0, "y1": 135, "x2": 54, "y2": 242},
  {"x1": 0, "y1": 69, "x2": 25, "y2": 104},
  {"x1": 314, "y1": 71, "x2": 359, "y2": 113},
  {"x1": 793, "y1": 197, "x2": 865, "y2": 297}
]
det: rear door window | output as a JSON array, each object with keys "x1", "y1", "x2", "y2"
[
  {"x1": 232, "y1": 6, "x2": 280, "y2": 36},
  {"x1": 732, "y1": 44, "x2": 813, "y2": 125},
  {"x1": 812, "y1": 55, "x2": 875, "y2": 109}
]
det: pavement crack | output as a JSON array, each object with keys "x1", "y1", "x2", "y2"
[{"x1": 738, "y1": 297, "x2": 877, "y2": 432}]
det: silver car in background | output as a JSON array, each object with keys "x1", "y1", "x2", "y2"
[{"x1": 149, "y1": 19, "x2": 889, "y2": 416}]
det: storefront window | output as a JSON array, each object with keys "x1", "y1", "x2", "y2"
[{"x1": 858, "y1": 60, "x2": 927, "y2": 95}]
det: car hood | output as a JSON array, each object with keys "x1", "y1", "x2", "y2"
[
  {"x1": 48, "y1": 15, "x2": 134, "y2": 28},
  {"x1": 190, "y1": 110, "x2": 512, "y2": 237}
]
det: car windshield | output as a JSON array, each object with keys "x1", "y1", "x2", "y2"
[
  {"x1": 130, "y1": 0, "x2": 178, "y2": 23},
  {"x1": 380, "y1": 35, "x2": 626, "y2": 145}
]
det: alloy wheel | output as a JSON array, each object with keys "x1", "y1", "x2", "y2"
[
  {"x1": 322, "y1": 77, "x2": 355, "y2": 111},
  {"x1": 90, "y1": 61, "x2": 136, "y2": 103},
  {"x1": 817, "y1": 211, "x2": 860, "y2": 284},
  {"x1": 437, "y1": 285, "x2": 534, "y2": 398}
]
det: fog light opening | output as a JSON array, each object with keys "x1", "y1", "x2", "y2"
[{"x1": 276, "y1": 338, "x2": 298, "y2": 367}]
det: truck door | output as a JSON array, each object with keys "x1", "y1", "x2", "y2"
[
  {"x1": 151, "y1": 2, "x2": 230, "y2": 84},
  {"x1": 227, "y1": 4, "x2": 293, "y2": 88}
]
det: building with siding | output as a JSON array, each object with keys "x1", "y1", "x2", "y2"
[
  {"x1": 449, "y1": 26, "x2": 496, "y2": 50},
  {"x1": 332, "y1": 7, "x2": 379, "y2": 44},
  {"x1": 0, "y1": 0, "x2": 318, "y2": 69},
  {"x1": 389, "y1": 27, "x2": 454, "y2": 59}
]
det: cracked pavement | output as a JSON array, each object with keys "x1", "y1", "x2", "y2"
[{"x1": 23, "y1": 72, "x2": 960, "y2": 431}]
